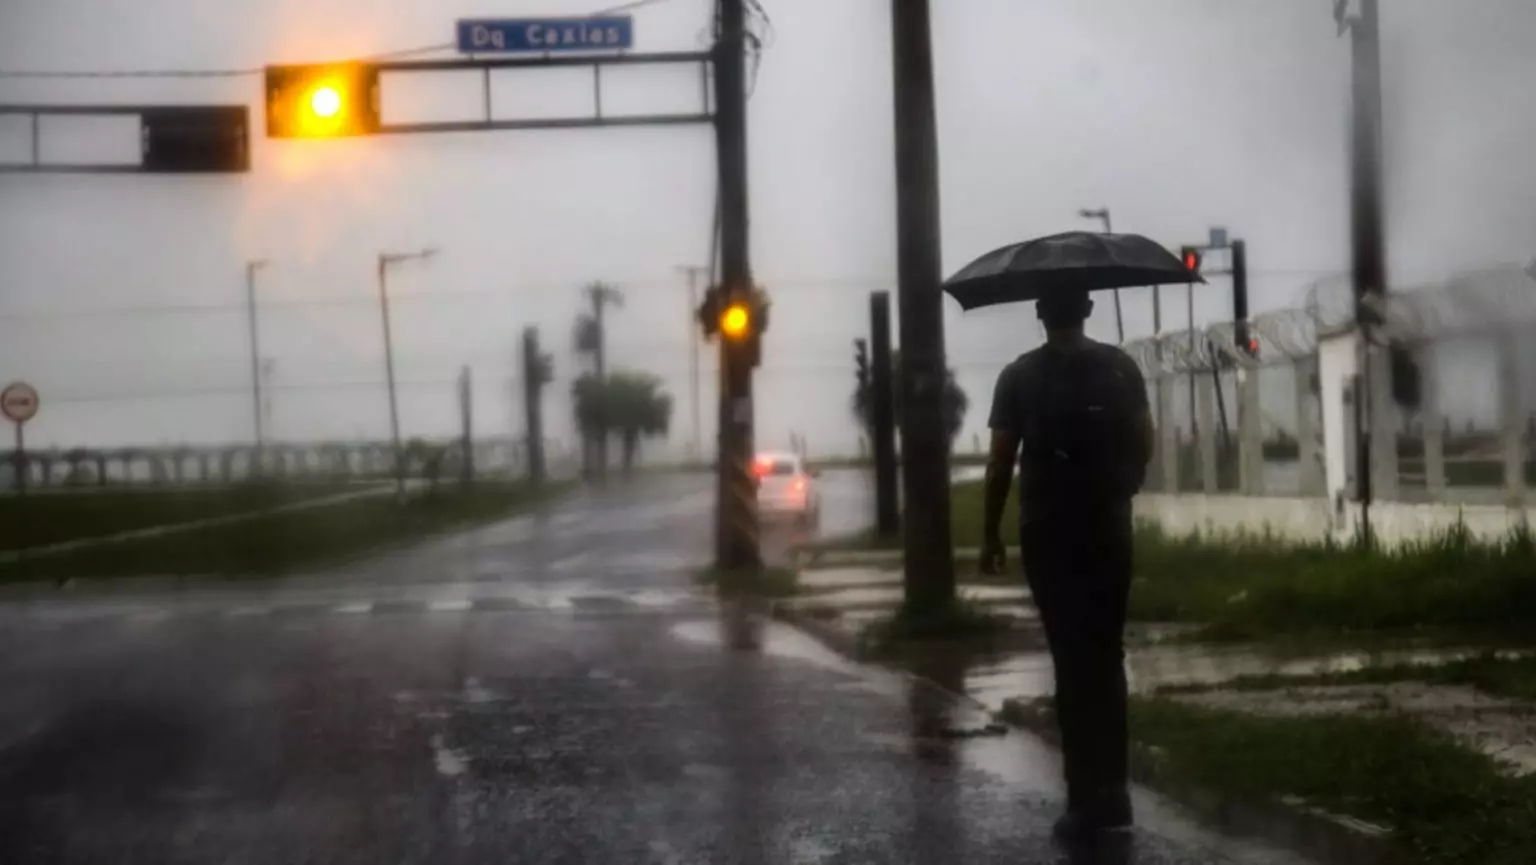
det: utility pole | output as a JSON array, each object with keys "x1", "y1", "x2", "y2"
[
  {"x1": 458, "y1": 365, "x2": 474, "y2": 486},
  {"x1": 1078, "y1": 207, "x2": 1126, "y2": 343},
  {"x1": 1340, "y1": 0, "x2": 1386, "y2": 544},
  {"x1": 378, "y1": 247, "x2": 438, "y2": 501},
  {"x1": 870, "y1": 291, "x2": 899, "y2": 539},
  {"x1": 713, "y1": 0, "x2": 761, "y2": 570},
  {"x1": 891, "y1": 0, "x2": 954, "y2": 609},
  {"x1": 245, "y1": 259, "x2": 269, "y2": 462},
  {"x1": 583, "y1": 281, "x2": 622, "y2": 480},
  {"x1": 522, "y1": 327, "x2": 553, "y2": 486},
  {"x1": 677, "y1": 264, "x2": 709, "y2": 462}
]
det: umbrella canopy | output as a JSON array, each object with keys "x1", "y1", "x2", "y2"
[{"x1": 943, "y1": 230, "x2": 1204, "y2": 311}]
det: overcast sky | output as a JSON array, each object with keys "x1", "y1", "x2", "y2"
[{"x1": 2, "y1": 0, "x2": 1534, "y2": 457}]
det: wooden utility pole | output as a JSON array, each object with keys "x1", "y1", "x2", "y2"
[
  {"x1": 890, "y1": 0, "x2": 954, "y2": 609},
  {"x1": 583, "y1": 281, "x2": 623, "y2": 479},
  {"x1": 522, "y1": 327, "x2": 552, "y2": 486}
]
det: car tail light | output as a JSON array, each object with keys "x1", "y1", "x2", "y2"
[{"x1": 793, "y1": 479, "x2": 806, "y2": 492}]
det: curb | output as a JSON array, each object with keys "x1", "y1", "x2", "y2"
[{"x1": 998, "y1": 698, "x2": 1404, "y2": 865}]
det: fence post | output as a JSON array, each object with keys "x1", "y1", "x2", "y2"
[
  {"x1": 1498, "y1": 334, "x2": 1526, "y2": 507},
  {"x1": 1295, "y1": 354, "x2": 1324, "y2": 496},
  {"x1": 1158, "y1": 371, "x2": 1178, "y2": 493},
  {"x1": 1197, "y1": 372, "x2": 1219, "y2": 494},
  {"x1": 1368, "y1": 347, "x2": 1399, "y2": 501},
  {"x1": 1419, "y1": 342, "x2": 1447, "y2": 500},
  {"x1": 1239, "y1": 366, "x2": 1264, "y2": 495}
]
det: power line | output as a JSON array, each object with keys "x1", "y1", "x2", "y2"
[{"x1": 0, "y1": 40, "x2": 459, "y2": 80}]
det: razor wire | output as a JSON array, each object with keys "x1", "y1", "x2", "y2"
[{"x1": 1125, "y1": 265, "x2": 1536, "y2": 378}]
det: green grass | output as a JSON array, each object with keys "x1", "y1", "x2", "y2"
[
  {"x1": 1126, "y1": 697, "x2": 1536, "y2": 865},
  {"x1": 0, "y1": 482, "x2": 558, "y2": 582},
  {"x1": 1155, "y1": 651, "x2": 1536, "y2": 701},
  {"x1": 0, "y1": 481, "x2": 373, "y2": 552},
  {"x1": 1129, "y1": 519, "x2": 1536, "y2": 640},
  {"x1": 818, "y1": 480, "x2": 1536, "y2": 640},
  {"x1": 695, "y1": 565, "x2": 799, "y2": 598}
]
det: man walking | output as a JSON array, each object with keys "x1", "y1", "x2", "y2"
[{"x1": 979, "y1": 286, "x2": 1152, "y2": 842}]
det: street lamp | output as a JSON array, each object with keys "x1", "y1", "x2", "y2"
[
  {"x1": 377, "y1": 247, "x2": 439, "y2": 500},
  {"x1": 1077, "y1": 207, "x2": 1126, "y2": 343},
  {"x1": 245, "y1": 259, "x2": 270, "y2": 463}
]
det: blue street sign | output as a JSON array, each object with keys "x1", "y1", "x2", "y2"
[{"x1": 456, "y1": 17, "x2": 634, "y2": 54}]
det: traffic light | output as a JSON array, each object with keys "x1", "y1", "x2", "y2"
[
  {"x1": 854, "y1": 338, "x2": 870, "y2": 392},
  {"x1": 264, "y1": 63, "x2": 380, "y2": 138},
  {"x1": 720, "y1": 301, "x2": 752, "y2": 341},
  {"x1": 1181, "y1": 246, "x2": 1203, "y2": 276},
  {"x1": 140, "y1": 106, "x2": 249, "y2": 173}
]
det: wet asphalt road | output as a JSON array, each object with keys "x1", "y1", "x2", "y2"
[{"x1": 0, "y1": 473, "x2": 1305, "y2": 865}]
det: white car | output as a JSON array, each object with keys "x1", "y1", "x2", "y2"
[{"x1": 754, "y1": 451, "x2": 821, "y2": 526}]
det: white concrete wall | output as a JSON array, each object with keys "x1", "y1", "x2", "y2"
[{"x1": 1135, "y1": 492, "x2": 1534, "y2": 548}]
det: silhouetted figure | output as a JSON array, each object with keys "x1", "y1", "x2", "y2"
[{"x1": 979, "y1": 287, "x2": 1152, "y2": 844}]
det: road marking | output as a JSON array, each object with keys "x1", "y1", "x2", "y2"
[
  {"x1": 226, "y1": 605, "x2": 272, "y2": 617},
  {"x1": 430, "y1": 733, "x2": 469, "y2": 777},
  {"x1": 428, "y1": 599, "x2": 473, "y2": 613},
  {"x1": 334, "y1": 601, "x2": 373, "y2": 614}
]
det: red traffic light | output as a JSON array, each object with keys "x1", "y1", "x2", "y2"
[{"x1": 1182, "y1": 248, "x2": 1203, "y2": 273}]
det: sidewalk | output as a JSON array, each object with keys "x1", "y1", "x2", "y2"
[{"x1": 780, "y1": 555, "x2": 1536, "y2": 865}]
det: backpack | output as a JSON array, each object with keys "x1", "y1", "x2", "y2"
[{"x1": 1021, "y1": 345, "x2": 1146, "y2": 505}]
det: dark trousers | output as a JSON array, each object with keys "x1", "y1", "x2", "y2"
[{"x1": 1021, "y1": 506, "x2": 1133, "y2": 809}]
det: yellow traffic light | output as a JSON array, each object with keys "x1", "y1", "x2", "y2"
[
  {"x1": 265, "y1": 63, "x2": 380, "y2": 139},
  {"x1": 309, "y1": 85, "x2": 343, "y2": 119},
  {"x1": 720, "y1": 303, "x2": 751, "y2": 340}
]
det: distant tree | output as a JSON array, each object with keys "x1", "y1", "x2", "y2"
[
  {"x1": 572, "y1": 371, "x2": 673, "y2": 474},
  {"x1": 606, "y1": 371, "x2": 673, "y2": 473},
  {"x1": 403, "y1": 437, "x2": 448, "y2": 492},
  {"x1": 850, "y1": 351, "x2": 969, "y2": 448}
]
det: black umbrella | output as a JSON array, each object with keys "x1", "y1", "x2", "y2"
[{"x1": 943, "y1": 230, "x2": 1204, "y2": 311}]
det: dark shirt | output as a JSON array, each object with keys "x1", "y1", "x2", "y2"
[{"x1": 988, "y1": 336, "x2": 1148, "y2": 523}]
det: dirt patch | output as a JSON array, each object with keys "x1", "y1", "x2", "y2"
[{"x1": 1170, "y1": 682, "x2": 1536, "y2": 776}]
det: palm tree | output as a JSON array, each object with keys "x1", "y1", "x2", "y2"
[
  {"x1": 607, "y1": 371, "x2": 673, "y2": 473},
  {"x1": 850, "y1": 351, "x2": 969, "y2": 448},
  {"x1": 572, "y1": 371, "x2": 674, "y2": 474}
]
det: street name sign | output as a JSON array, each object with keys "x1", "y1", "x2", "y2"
[{"x1": 456, "y1": 17, "x2": 635, "y2": 54}]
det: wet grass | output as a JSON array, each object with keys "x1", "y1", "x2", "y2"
[
  {"x1": 1129, "y1": 519, "x2": 1536, "y2": 641},
  {"x1": 0, "y1": 482, "x2": 558, "y2": 582},
  {"x1": 1126, "y1": 697, "x2": 1536, "y2": 865},
  {"x1": 0, "y1": 481, "x2": 372, "y2": 552},
  {"x1": 1154, "y1": 651, "x2": 1536, "y2": 701},
  {"x1": 814, "y1": 480, "x2": 1536, "y2": 640}
]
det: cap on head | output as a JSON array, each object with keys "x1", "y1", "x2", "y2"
[{"x1": 1036, "y1": 287, "x2": 1094, "y2": 330}]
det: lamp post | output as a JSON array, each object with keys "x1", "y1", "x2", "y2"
[
  {"x1": 1078, "y1": 207, "x2": 1126, "y2": 343},
  {"x1": 378, "y1": 247, "x2": 439, "y2": 500},
  {"x1": 245, "y1": 259, "x2": 269, "y2": 467}
]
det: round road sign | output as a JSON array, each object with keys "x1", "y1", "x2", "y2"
[{"x1": 1, "y1": 382, "x2": 40, "y2": 424}]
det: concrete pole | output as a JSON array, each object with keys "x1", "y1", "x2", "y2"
[
  {"x1": 1158, "y1": 372, "x2": 1179, "y2": 493},
  {"x1": 1197, "y1": 372, "x2": 1219, "y2": 494},
  {"x1": 1498, "y1": 333, "x2": 1526, "y2": 507},
  {"x1": 1294, "y1": 354, "x2": 1324, "y2": 496},
  {"x1": 1418, "y1": 342, "x2": 1447, "y2": 501},
  {"x1": 1239, "y1": 366, "x2": 1264, "y2": 495},
  {"x1": 1368, "y1": 347, "x2": 1398, "y2": 501}
]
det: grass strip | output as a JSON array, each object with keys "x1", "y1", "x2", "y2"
[
  {"x1": 0, "y1": 481, "x2": 374, "y2": 552},
  {"x1": 0, "y1": 481, "x2": 558, "y2": 582},
  {"x1": 1126, "y1": 696, "x2": 1536, "y2": 865}
]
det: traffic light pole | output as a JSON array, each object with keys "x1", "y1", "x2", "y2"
[
  {"x1": 870, "y1": 292, "x2": 900, "y2": 539},
  {"x1": 714, "y1": 0, "x2": 761, "y2": 571},
  {"x1": 891, "y1": 0, "x2": 956, "y2": 611}
]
